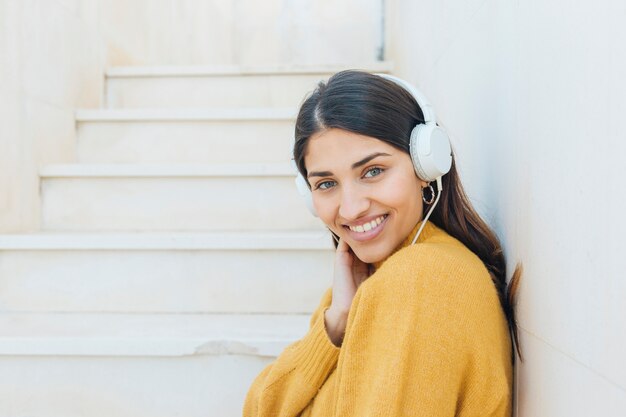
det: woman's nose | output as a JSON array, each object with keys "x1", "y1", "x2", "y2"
[{"x1": 338, "y1": 185, "x2": 370, "y2": 221}]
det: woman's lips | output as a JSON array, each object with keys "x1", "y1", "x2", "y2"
[{"x1": 343, "y1": 214, "x2": 389, "y2": 242}]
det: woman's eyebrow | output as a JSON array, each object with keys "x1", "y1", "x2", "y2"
[
  {"x1": 307, "y1": 152, "x2": 391, "y2": 178},
  {"x1": 351, "y1": 152, "x2": 391, "y2": 169}
]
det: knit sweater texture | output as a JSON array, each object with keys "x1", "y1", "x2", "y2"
[{"x1": 243, "y1": 220, "x2": 513, "y2": 416}]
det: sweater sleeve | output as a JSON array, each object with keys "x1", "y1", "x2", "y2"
[
  {"x1": 243, "y1": 287, "x2": 341, "y2": 417},
  {"x1": 331, "y1": 243, "x2": 511, "y2": 416}
]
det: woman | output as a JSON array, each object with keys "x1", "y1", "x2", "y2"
[{"x1": 243, "y1": 70, "x2": 522, "y2": 416}]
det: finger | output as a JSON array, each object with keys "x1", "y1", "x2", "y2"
[{"x1": 335, "y1": 239, "x2": 355, "y2": 268}]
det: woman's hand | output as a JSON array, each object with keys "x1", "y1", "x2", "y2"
[{"x1": 324, "y1": 238, "x2": 372, "y2": 346}]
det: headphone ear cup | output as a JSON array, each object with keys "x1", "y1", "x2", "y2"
[
  {"x1": 409, "y1": 124, "x2": 453, "y2": 182},
  {"x1": 295, "y1": 173, "x2": 318, "y2": 217}
]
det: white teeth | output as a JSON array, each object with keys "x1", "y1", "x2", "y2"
[{"x1": 348, "y1": 215, "x2": 386, "y2": 233}]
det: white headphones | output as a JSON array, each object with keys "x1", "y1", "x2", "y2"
[{"x1": 294, "y1": 73, "x2": 452, "y2": 244}]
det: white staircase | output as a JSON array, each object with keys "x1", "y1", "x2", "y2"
[{"x1": 0, "y1": 63, "x2": 392, "y2": 416}]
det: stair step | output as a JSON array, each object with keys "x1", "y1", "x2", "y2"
[
  {"x1": 105, "y1": 62, "x2": 394, "y2": 109},
  {"x1": 76, "y1": 108, "x2": 296, "y2": 164},
  {"x1": 75, "y1": 107, "x2": 297, "y2": 121},
  {"x1": 0, "y1": 312, "x2": 309, "y2": 357},
  {"x1": 0, "y1": 312, "x2": 312, "y2": 416},
  {"x1": 0, "y1": 231, "x2": 333, "y2": 313},
  {"x1": 40, "y1": 163, "x2": 323, "y2": 232}
]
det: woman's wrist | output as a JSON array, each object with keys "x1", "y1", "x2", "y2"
[{"x1": 324, "y1": 307, "x2": 348, "y2": 347}]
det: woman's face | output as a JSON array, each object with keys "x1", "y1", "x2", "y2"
[{"x1": 304, "y1": 128, "x2": 428, "y2": 264}]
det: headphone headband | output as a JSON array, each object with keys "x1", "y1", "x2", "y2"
[{"x1": 374, "y1": 73, "x2": 436, "y2": 124}]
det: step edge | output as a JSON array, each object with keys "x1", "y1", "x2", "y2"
[
  {"x1": 39, "y1": 163, "x2": 297, "y2": 178},
  {"x1": 0, "y1": 338, "x2": 296, "y2": 357},
  {"x1": 0, "y1": 231, "x2": 333, "y2": 250},
  {"x1": 106, "y1": 61, "x2": 395, "y2": 78},
  {"x1": 75, "y1": 108, "x2": 298, "y2": 122}
]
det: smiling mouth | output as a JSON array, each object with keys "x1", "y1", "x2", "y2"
[{"x1": 344, "y1": 214, "x2": 388, "y2": 233}]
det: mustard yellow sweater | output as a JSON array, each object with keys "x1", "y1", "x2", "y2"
[{"x1": 243, "y1": 220, "x2": 513, "y2": 416}]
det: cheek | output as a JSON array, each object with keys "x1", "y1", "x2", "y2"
[
  {"x1": 376, "y1": 174, "x2": 422, "y2": 210},
  {"x1": 312, "y1": 194, "x2": 337, "y2": 225}
]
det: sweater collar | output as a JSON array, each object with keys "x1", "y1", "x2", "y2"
[{"x1": 372, "y1": 220, "x2": 440, "y2": 271}]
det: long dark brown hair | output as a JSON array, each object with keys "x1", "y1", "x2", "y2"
[{"x1": 293, "y1": 70, "x2": 523, "y2": 363}]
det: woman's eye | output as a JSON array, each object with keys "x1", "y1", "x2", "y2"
[
  {"x1": 316, "y1": 180, "x2": 336, "y2": 190},
  {"x1": 364, "y1": 167, "x2": 384, "y2": 178}
]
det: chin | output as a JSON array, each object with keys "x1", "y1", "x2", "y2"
[{"x1": 351, "y1": 245, "x2": 390, "y2": 265}]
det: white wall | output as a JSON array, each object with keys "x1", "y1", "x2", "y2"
[
  {"x1": 0, "y1": 0, "x2": 104, "y2": 232},
  {"x1": 387, "y1": 0, "x2": 626, "y2": 415}
]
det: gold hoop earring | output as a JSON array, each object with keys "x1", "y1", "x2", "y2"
[{"x1": 422, "y1": 183, "x2": 436, "y2": 205}]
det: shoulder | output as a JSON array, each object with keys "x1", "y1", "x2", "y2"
[
  {"x1": 370, "y1": 232, "x2": 488, "y2": 287},
  {"x1": 350, "y1": 227, "x2": 513, "y2": 388},
  {"x1": 361, "y1": 230, "x2": 499, "y2": 316}
]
